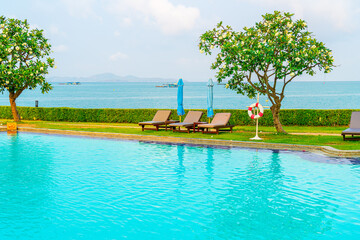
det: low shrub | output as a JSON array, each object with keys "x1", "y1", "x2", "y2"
[{"x1": 0, "y1": 106, "x2": 357, "y2": 126}]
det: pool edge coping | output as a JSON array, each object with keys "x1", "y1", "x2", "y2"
[{"x1": 2, "y1": 127, "x2": 358, "y2": 158}]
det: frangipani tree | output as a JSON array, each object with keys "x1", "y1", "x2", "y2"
[
  {"x1": 0, "y1": 16, "x2": 54, "y2": 122},
  {"x1": 199, "y1": 11, "x2": 334, "y2": 133}
]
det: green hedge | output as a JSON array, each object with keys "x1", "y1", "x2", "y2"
[{"x1": 0, "y1": 106, "x2": 358, "y2": 126}]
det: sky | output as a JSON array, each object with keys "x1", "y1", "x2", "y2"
[{"x1": 2, "y1": 0, "x2": 360, "y2": 81}]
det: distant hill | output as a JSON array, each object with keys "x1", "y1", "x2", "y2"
[{"x1": 47, "y1": 73, "x2": 177, "y2": 83}]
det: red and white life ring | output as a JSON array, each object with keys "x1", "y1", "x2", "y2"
[{"x1": 248, "y1": 102, "x2": 264, "y2": 119}]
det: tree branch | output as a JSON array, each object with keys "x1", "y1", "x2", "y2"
[
  {"x1": 273, "y1": 75, "x2": 278, "y2": 91},
  {"x1": 245, "y1": 72, "x2": 263, "y2": 93},
  {"x1": 279, "y1": 63, "x2": 321, "y2": 101},
  {"x1": 14, "y1": 84, "x2": 28, "y2": 99}
]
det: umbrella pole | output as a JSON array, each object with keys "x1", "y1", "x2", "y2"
[
  {"x1": 180, "y1": 116, "x2": 181, "y2": 122},
  {"x1": 208, "y1": 118, "x2": 211, "y2": 123}
]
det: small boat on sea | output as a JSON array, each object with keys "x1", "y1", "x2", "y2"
[
  {"x1": 59, "y1": 82, "x2": 81, "y2": 85},
  {"x1": 155, "y1": 83, "x2": 178, "y2": 88}
]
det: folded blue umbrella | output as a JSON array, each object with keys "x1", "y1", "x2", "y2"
[
  {"x1": 177, "y1": 79, "x2": 185, "y2": 118},
  {"x1": 207, "y1": 79, "x2": 214, "y2": 118}
]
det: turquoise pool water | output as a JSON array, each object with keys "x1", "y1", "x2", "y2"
[{"x1": 0, "y1": 133, "x2": 360, "y2": 240}]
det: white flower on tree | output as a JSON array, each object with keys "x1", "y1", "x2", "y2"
[
  {"x1": 0, "y1": 16, "x2": 55, "y2": 122},
  {"x1": 199, "y1": 11, "x2": 334, "y2": 133}
]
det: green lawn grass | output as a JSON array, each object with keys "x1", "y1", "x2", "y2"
[{"x1": 2, "y1": 119, "x2": 360, "y2": 150}]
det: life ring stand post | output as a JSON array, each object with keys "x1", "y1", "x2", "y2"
[{"x1": 248, "y1": 93, "x2": 269, "y2": 140}]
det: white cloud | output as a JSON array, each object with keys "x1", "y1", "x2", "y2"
[
  {"x1": 107, "y1": 0, "x2": 200, "y2": 35},
  {"x1": 61, "y1": 0, "x2": 102, "y2": 20},
  {"x1": 48, "y1": 25, "x2": 67, "y2": 37},
  {"x1": 53, "y1": 45, "x2": 68, "y2": 52},
  {"x1": 29, "y1": 24, "x2": 41, "y2": 30},
  {"x1": 176, "y1": 57, "x2": 201, "y2": 65},
  {"x1": 109, "y1": 52, "x2": 128, "y2": 61},
  {"x1": 122, "y1": 17, "x2": 132, "y2": 26},
  {"x1": 147, "y1": 0, "x2": 200, "y2": 34},
  {"x1": 240, "y1": 0, "x2": 359, "y2": 31}
]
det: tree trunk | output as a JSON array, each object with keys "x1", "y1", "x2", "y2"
[
  {"x1": 270, "y1": 104, "x2": 287, "y2": 134},
  {"x1": 9, "y1": 93, "x2": 20, "y2": 122}
]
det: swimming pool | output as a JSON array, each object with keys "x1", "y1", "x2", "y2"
[{"x1": 0, "y1": 132, "x2": 359, "y2": 240}]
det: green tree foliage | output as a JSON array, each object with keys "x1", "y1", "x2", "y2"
[
  {"x1": 199, "y1": 11, "x2": 334, "y2": 133},
  {"x1": 0, "y1": 16, "x2": 54, "y2": 121}
]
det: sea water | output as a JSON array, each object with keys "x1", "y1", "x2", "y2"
[{"x1": 0, "y1": 81, "x2": 359, "y2": 109}]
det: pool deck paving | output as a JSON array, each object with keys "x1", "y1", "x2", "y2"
[{"x1": 1, "y1": 126, "x2": 359, "y2": 158}]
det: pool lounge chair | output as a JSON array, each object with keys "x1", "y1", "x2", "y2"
[
  {"x1": 139, "y1": 110, "x2": 175, "y2": 131},
  {"x1": 342, "y1": 111, "x2": 360, "y2": 140},
  {"x1": 197, "y1": 113, "x2": 234, "y2": 135},
  {"x1": 169, "y1": 111, "x2": 204, "y2": 133}
]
